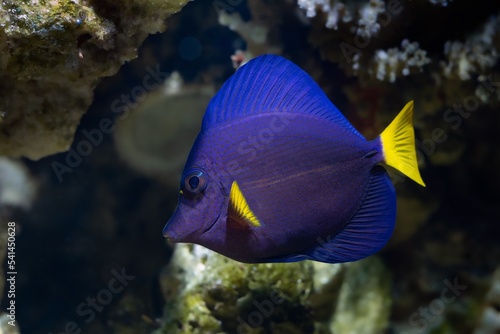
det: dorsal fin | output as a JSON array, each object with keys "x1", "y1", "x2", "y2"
[{"x1": 202, "y1": 55, "x2": 363, "y2": 138}]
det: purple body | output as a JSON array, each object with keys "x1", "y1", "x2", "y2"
[{"x1": 163, "y1": 55, "x2": 396, "y2": 263}]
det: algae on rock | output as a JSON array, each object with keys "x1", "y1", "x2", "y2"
[
  {"x1": 0, "y1": 0, "x2": 190, "y2": 159},
  {"x1": 157, "y1": 243, "x2": 392, "y2": 334},
  {"x1": 157, "y1": 244, "x2": 315, "y2": 334}
]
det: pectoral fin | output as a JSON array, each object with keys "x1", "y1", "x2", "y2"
[{"x1": 228, "y1": 181, "x2": 261, "y2": 229}]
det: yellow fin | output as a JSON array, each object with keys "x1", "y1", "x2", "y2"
[
  {"x1": 228, "y1": 181, "x2": 261, "y2": 228},
  {"x1": 380, "y1": 101, "x2": 426, "y2": 187}
]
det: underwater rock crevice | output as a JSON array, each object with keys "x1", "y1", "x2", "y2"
[{"x1": 0, "y1": 0, "x2": 191, "y2": 160}]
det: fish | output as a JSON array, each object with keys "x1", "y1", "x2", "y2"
[{"x1": 162, "y1": 55, "x2": 425, "y2": 264}]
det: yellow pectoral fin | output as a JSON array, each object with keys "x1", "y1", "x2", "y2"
[{"x1": 228, "y1": 181, "x2": 261, "y2": 228}]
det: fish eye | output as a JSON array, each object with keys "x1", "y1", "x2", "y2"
[{"x1": 183, "y1": 168, "x2": 208, "y2": 194}]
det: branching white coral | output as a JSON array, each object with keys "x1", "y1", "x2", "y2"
[
  {"x1": 442, "y1": 14, "x2": 499, "y2": 80},
  {"x1": 356, "y1": 0, "x2": 385, "y2": 38},
  {"x1": 372, "y1": 39, "x2": 430, "y2": 82},
  {"x1": 297, "y1": 0, "x2": 390, "y2": 38},
  {"x1": 297, "y1": 0, "x2": 352, "y2": 29}
]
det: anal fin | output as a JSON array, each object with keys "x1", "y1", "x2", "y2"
[
  {"x1": 264, "y1": 167, "x2": 396, "y2": 263},
  {"x1": 305, "y1": 167, "x2": 396, "y2": 263}
]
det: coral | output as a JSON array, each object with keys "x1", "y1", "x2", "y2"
[
  {"x1": 297, "y1": 0, "x2": 352, "y2": 30},
  {"x1": 307, "y1": 1, "x2": 500, "y2": 87},
  {"x1": 156, "y1": 244, "x2": 316, "y2": 334},
  {"x1": 356, "y1": 0, "x2": 386, "y2": 38},
  {"x1": 114, "y1": 73, "x2": 213, "y2": 186},
  {"x1": 156, "y1": 243, "x2": 392, "y2": 334},
  {"x1": 371, "y1": 39, "x2": 431, "y2": 82},
  {"x1": 297, "y1": 0, "x2": 389, "y2": 37},
  {"x1": 0, "y1": 0, "x2": 190, "y2": 160},
  {"x1": 441, "y1": 15, "x2": 500, "y2": 80},
  {"x1": 309, "y1": 22, "x2": 432, "y2": 83}
]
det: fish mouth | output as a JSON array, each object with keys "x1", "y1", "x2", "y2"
[
  {"x1": 162, "y1": 210, "x2": 181, "y2": 240},
  {"x1": 201, "y1": 212, "x2": 221, "y2": 236},
  {"x1": 162, "y1": 223, "x2": 175, "y2": 239}
]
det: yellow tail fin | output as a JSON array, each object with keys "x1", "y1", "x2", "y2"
[{"x1": 379, "y1": 101, "x2": 426, "y2": 187}]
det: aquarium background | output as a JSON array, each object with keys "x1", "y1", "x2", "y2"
[{"x1": 0, "y1": 0, "x2": 499, "y2": 333}]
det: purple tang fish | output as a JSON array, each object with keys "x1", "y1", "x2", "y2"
[{"x1": 163, "y1": 55, "x2": 425, "y2": 264}]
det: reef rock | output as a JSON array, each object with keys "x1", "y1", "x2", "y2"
[
  {"x1": 0, "y1": 0, "x2": 190, "y2": 160},
  {"x1": 157, "y1": 243, "x2": 392, "y2": 334},
  {"x1": 157, "y1": 244, "x2": 316, "y2": 334}
]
